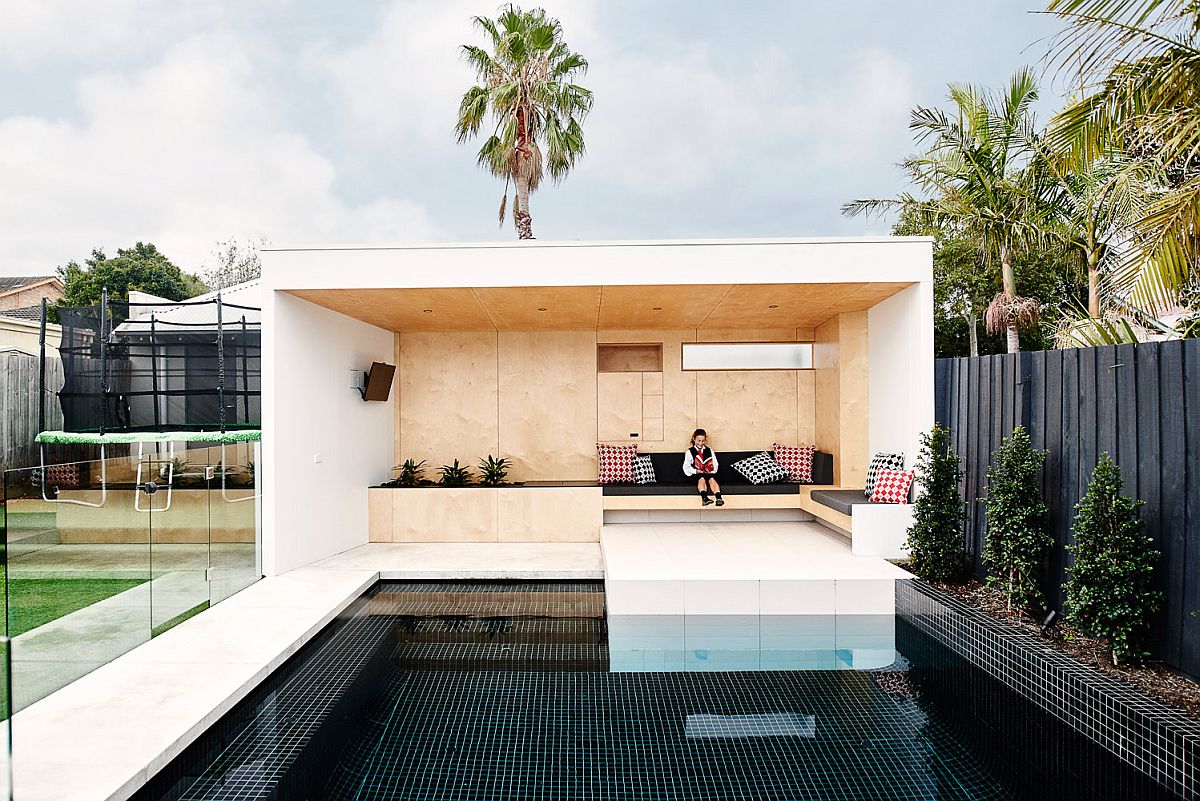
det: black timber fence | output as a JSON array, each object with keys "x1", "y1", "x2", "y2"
[{"x1": 934, "y1": 339, "x2": 1200, "y2": 679}]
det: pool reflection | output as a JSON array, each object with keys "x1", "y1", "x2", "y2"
[{"x1": 607, "y1": 614, "x2": 897, "y2": 672}]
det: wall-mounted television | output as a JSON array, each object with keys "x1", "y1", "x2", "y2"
[{"x1": 360, "y1": 362, "x2": 396, "y2": 401}]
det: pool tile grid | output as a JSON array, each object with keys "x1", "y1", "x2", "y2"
[
  {"x1": 326, "y1": 668, "x2": 1011, "y2": 801},
  {"x1": 897, "y1": 579, "x2": 1200, "y2": 801},
  {"x1": 146, "y1": 581, "x2": 606, "y2": 801}
]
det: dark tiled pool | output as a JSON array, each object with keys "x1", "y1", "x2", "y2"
[{"x1": 135, "y1": 581, "x2": 1185, "y2": 801}]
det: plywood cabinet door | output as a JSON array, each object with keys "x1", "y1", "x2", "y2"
[{"x1": 597, "y1": 372, "x2": 643, "y2": 441}]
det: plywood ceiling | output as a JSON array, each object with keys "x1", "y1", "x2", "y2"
[{"x1": 286, "y1": 282, "x2": 914, "y2": 333}]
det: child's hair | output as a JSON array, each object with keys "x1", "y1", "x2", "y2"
[{"x1": 690, "y1": 428, "x2": 707, "y2": 445}]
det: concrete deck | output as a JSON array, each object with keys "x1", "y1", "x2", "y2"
[
  {"x1": 9, "y1": 541, "x2": 603, "y2": 801},
  {"x1": 313, "y1": 541, "x2": 604, "y2": 578},
  {"x1": 602, "y1": 521, "x2": 911, "y2": 615}
]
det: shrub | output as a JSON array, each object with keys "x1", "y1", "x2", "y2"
[
  {"x1": 981, "y1": 425, "x2": 1050, "y2": 613},
  {"x1": 477, "y1": 455, "x2": 511, "y2": 486},
  {"x1": 906, "y1": 423, "x2": 967, "y2": 582},
  {"x1": 1064, "y1": 453, "x2": 1161, "y2": 666},
  {"x1": 390, "y1": 459, "x2": 427, "y2": 487},
  {"x1": 437, "y1": 460, "x2": 474, "y2": 486}
]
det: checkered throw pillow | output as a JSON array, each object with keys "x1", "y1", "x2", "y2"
[
  {"x1": 869, "y1": 468, "x2": 915, "y2": 504},
  {"x1": 772, "y1": 443, "x2": 815, "y2": 483},
  {"x1": 731, "y1": 451, "x2": 789, "y2": 485},
  {"x1": 632, "y1": 454, "x2": 657, "y2": 484},
  {"x1": 865, "y1": 452, "x2": 905, "y2": 497},
  {"x1": 597, "y1": 443, "x2": 638, "y2": 484}
]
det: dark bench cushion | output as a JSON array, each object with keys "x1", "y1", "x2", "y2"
[
  {"x1": 602, "y1": 450, "x2": 833, "y2": 495},
  {"x1": 808, "y1": 489, "x2": 869, "y2": 516}
]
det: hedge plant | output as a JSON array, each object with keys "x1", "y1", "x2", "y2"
[
  {"x1": 906, "y1": 423, "x2": 967, "y2": 582},
  {"x1": 981, "y1": 425, "x2": 1050, "y2": 613},
  {"x1": 1064, "y1": 453, "x2": 1161, "y2": 666}
]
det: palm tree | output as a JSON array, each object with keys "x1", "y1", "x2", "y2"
[
  {"x1": 843, "y1": 69, "x2": 1050, "y2": 353},
  {"x1": 1044, "y1": 0, "x2": 1200, "y2": 311},
  {"x1": 455, "y1": 5, "x2": 593, "y2": 239}
]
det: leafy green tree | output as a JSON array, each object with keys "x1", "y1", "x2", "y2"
[
  {"x1": 1045, "y1": 0, "x2": 1200, "y2": 311},
  {"x1": 844, "y1": 69, "x2": 1054, "y2": 353},
  {"x1": 982, "y1": 426, "x2": 1051, "y2": 612},
  {"x1": 1064, "y1": 453, "x2": 1162, "y2": 665},
  {"x1": 895, "y1": 209, "x2": 1087, "y2": 356},
  {"x1": 201, "y1": 237, "x2": 264, "y2": 290},
  {"x1": 906, "y1": 423, "x2": 967, "y2": 582},
  {"x1": 455, "y1": 4, "x2": 593, "y2": 239},
  {"x1": 56, "y1": 242, "x2": 207, "y2": 309}
]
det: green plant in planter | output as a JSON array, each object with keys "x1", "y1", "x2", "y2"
[
  {"x1": 981, "y1": 425, "x2": 1050, "y2": 614},
  {"x1": 437, "y1": 460, "x2": 474, "y2": 486},
  {"x1": 477, "y1": 455, "x2": 511, "y2": 486},
  {"x1": 906, "y1": 423, "x2": 967, "y2": 582},
  {"x1": 391, "y1": 459, "x2": 428, "y2": 487},
  {"x1": 1064, "y1": 453, "x2": 1161, "y2": 666}
]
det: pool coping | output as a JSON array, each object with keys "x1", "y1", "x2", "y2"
[
  {"x1": 897, "y1": 579, "x2": 1200, "y2": 800},
  {"x1": 10, "y1": 566, "x2": 379, "y2": 801}
]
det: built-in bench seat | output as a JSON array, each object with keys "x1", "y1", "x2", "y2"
[
  {"x1": 801, "y1": 486, "x2": 912, "y2": 560},
  {"x1": 601, "y1": 450, "x2": 833, "y2": 496}
]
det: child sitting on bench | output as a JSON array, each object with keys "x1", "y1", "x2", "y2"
[{"x1": 682, "y1": 428, "x2": 724, "y2": 506}]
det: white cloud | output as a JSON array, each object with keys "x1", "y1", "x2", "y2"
[
  {"x1": 580, "y1": 45, "x2": 915, "y2": 193},
  {"x1": 0, "y1": 33, "x2": 444, "y2": 274}
]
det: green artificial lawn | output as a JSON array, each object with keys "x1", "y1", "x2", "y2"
[
  {"x1": 151, "y1": 600, "x2": 210, "y2": 637},
  {"x1": 4, "y1": 577, "x2": 148, "y2": 637}
]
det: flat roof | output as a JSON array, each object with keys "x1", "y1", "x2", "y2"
[{"x1": 261, "y1": 235, "x2": 933, "y2": 253}]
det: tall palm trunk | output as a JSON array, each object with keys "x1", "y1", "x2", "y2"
[
  {"x1": 967, "y1": 312, "x2": 979, "y2": 357},
  {"x1": 1086, "y1": 245, "x2": 1101, "y2": 318},
  {"x1": 513, "y1": 105, "x2": 534, "y2": 240},
  {"x1": 1001, "y1": 245, "x2": 1020, "y2": 354},
  {"x1": 514, "y1": 174, "x2": 533, "y2": 239}
]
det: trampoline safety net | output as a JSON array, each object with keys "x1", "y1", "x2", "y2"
[{"x1": 53, "y1": 295, "x2": 261, "y2": 434}]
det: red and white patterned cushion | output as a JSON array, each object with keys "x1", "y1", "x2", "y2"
[
  {"x1": 869, "y1": 468, "x2": 915, "y2": 504},
  {"x1": 772, "y1": 443, "x2": 815, "y2": 483},
  {"x1": 596, "y1": 443, "x2": 638, "y2": 484}
]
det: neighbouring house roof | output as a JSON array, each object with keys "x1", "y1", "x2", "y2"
[
  {"x1": 1, "y1": 305, "x2": 45, "y2": 321},
  {"x1": 0, "y1": 275, "x2": 63, "y2": 298},
  {"x1": 114, "y1": 280, "x2": 261, "y2": 336}
]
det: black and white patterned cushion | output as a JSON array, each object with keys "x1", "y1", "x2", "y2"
[
  {"x1": 865, "y1": 452, "x2": 905, "y2": 497},
  {"x1": 632, "y1": 454, "x2": 657, "y2": 484},
  {"x1": 731, "y1": 451, "x2": 789, "y2": 485}
]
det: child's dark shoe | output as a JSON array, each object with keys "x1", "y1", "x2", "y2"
[
  {"x1": 701, "y1": 495, "x2": 714, "y2": 506},
  {"x1": 715, "y1": 495, "x2": 725, "y2": 506}
]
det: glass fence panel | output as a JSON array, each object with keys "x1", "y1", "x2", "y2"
[
  {"x1": 1, "y1": 472, "x2": 12, "y2": 801},
  {"x1": 207, "y1": 441, "x2": 260, "y2": 605},
  {"x1": 143, "y1": 443, "x2": 212, "y2": 636},
  {"x1": 3, "y1": 454, "x2": 151, "y2": 713}
]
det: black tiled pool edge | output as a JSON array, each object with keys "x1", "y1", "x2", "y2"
[{"x1": 896, "y1": 579, "x2": 1199, "y2": 800}]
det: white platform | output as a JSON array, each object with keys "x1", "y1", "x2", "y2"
[{"x1": 601, "y1": 521, "x2": 911, "y2": 616}]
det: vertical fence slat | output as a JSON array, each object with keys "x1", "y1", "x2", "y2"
[
  {"x1": 1158, "y1": 340, "x2": 1186, "y2": 667},
  {"x1": 1181, "y1": 340, "x2": 1200, "y2": 674}
]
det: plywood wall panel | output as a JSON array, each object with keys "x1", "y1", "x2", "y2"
[
  {"x1": 598, "y1": 372, "x2": 643, "y2": 441},
  {"x1": 797, "y1": 370, "x2": 816, "y2": 446},
  {"x1": 814, "y1": 316, "x2": 841, "y2": 481},
  {"x1": 392, "y1": 488, "x2": 497, "y2": 542},
  {"x1": 597, "y1": 330, "x2": 697, "y2": 452},
  {"x1": 499, "y1": 330, "x2": 597, "y2": 481},
  {"x1": 496, "y1": 488, "x2": 602, "y2": 542},
  {"x1": 696, "y1": 370, "x2": 798, "y2": 451},
  {"x1": 838, "y1": 310, "x2": 870, "y2": 487},
  {"x1": 398, "y1": 331, "x2": 498, "y2": 469}
]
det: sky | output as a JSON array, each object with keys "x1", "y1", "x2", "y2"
[{"x1": 0, "y1": 0, "x2": 1070, "y2": 277}]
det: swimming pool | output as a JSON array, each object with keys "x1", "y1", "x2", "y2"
[{"x1": 134, "y1": 581, "x2": 1184, "y2": 801}]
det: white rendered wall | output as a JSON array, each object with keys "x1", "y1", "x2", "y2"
[
  {"x1": 868, "y1": 282, "x2": 935, "y2": 471},
  {"x1": 259, "y1": 238, "x2": 933, "y2": 292},
  {"x1": 261, "y1": 291, "x2": 394, "y2": 575}
]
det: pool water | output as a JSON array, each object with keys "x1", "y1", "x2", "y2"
[{"x1": 139, "y1": 581, "x2": 1180, "y2": 801}]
